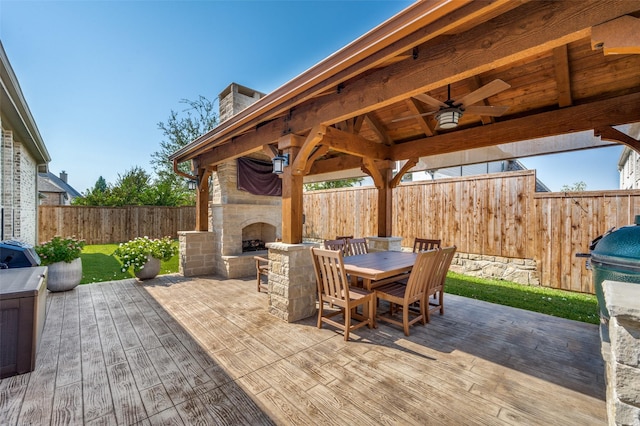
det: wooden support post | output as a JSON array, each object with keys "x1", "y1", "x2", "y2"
[
  {"x1": 378, "y1": 167, "x2": 393, "y2": 237},
  {"x1": 279, "y1": 135, "x2": 304, "y2": 243},
  {"x1": 362, "y1": 158, "x2": 394, "y2": 238},
  {"x1": 195, "y1": 169, "x2": 211, "y2": 231}
]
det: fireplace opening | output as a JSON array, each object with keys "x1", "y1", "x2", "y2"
[
  {"x1": 241, "y1": 222, "x2": 276, "y2": 254},
  {"x1": 242, "y1": 239, "x2": 266, "y2": 252}
]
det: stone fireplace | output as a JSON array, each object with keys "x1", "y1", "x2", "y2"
[{"x1": 209, "y1": 83, "x2": 281, "y2": 278}]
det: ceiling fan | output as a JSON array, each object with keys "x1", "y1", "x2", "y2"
[{"x1": 393, "y1": 79, "x2": 511, "y2": 129}]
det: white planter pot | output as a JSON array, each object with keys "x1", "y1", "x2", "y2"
[
  {"x1": 46, "y1": 258, "x2": 82, "y2": 292},
  {"x1": 135, "y1": 257, "x2": 161, "y2": 281}
]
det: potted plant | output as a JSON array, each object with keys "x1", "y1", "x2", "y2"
[
  {"x1": 113, "y1": 236, "x2": 178, "y2": 280},
  {"x1": 35, "y1": 236, "x2": 86, "y2": 292}
]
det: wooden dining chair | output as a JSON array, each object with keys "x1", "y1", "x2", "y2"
[
  {"x1": 374, "y1": 249, "x2": 440, "y2": 336},
  {"x1": 254, "y1": 255, "x2": 269, "y2": 292},
  {"x1": 311, "y1": 247, "x2": 375, "y2": 341},
  {"x1": 347, "y1": 238, "x2": 368, "y2": 256},
  {"x1": 336, "y1": 235, "x2": 353, "y2": 241},
  {"x1": 413, "y1": 237, "x2": 441, "y2": 252},
  {"x1": 424, "y1": 246, "x2": 456, "y2": 322},
  {"x1": 324, "y1": 238, "x2": 348, "y2": 256}
]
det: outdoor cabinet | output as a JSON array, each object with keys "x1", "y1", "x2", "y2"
[{"x1": 0, "y1": 266, "x2": 48, "y2": 378}]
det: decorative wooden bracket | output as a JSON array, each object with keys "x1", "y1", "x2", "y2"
[
  {"x1": 390, "y1": 158, "x2": 418, "y2": 188},
  {"x1": 303, "y1": 145, "x2": 329, "y2": 175},
  {"x1": 291, "y1": 124, "x2": 327, "y2": 175},
  {"x1": 595, "y1": 126, "x2": 640, "y2": 154},
  {"x1": 361, "y1": 157, "x2": 384, "y2": 189},
  {"x1": 261, "y1": 144, "x2": 279, "y2": 159}
]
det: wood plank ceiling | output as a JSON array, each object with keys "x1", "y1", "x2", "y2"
[{"x1": 170, "y1": 0, "x2": 640, "y2": 240}]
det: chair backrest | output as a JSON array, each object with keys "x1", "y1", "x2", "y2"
[
  {"x1": 347, "y1": 238, "x2": 368, "y2": 256},
  {"x1": 336, "y1": 235, "x2": 353, "y2": 241},
  {"x1": 324, "y1": 239, "x2": 348, "y2": 256},
  {"x1": 405, "y1": 249, "x2": 440, "y2": 302},
  {"x1": 413, "y1": 238, "x2": 441, "y2": 253},
  {"x1": 428, "y1": 246, "x2": 457, "y2": 294},
  {"x1": 311, "y1": 247, "x2": 351, "y2": 308}
]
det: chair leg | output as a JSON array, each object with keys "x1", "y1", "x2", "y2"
[
  {"x1": 317, "y1": 301, "x2": 324, "y2": 329},
  {"x1": 402, "y1": 304, "x2": 410, "y2": 336},
  {"x1": 344, "y1": 306, "x2": 351, "y2": 341}
]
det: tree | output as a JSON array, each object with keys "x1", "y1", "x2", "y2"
[
  {"x1": 152, "y1": 96, "x2": 218, "y2": 181},
  {"x1": 561, "y1": 181, "x2": 587, "y2": 192},
  {"x1": 73, "y1": 176, "x2": 113, "y2": 206},
  {"x1": 304, "y1": 178, "x2": 363, "y2": 191}
]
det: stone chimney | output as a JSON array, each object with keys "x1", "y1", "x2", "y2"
[
  {"x1": 59, "y1": 170, "x2": 68, "y2": 183},
  {"x1": 218, "y1": 83, "x2": 265, "y2": 123}
]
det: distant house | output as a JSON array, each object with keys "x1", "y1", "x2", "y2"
[
  {"x1": 38, "y1": 171, "x2": 81, "y2": 205},
  {"x1": 617, "y1": 123, "x2": 640, "y2": 189},
  {"x1": 1, "y1": 41, "x2": 50, "y2": 244},
  {"x1": 407, "y1": 159, "x2": 551, "y2": 192}
]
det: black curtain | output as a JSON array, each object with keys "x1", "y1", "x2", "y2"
[{"x1": 237, "y1": 157, "x2": 282, "y2": 196}]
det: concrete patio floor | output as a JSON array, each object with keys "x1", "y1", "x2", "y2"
[{"x1": 0, "y1": 274, "x2": 606, "y2": 425}]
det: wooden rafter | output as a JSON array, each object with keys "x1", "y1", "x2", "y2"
[
  {"x1": 404, "y1": 98, "x2": 435, "y2": 136},
  {"x1": 363, "y1": 114, "x2": 392, "y2": 145},
  {"x1": 553, "y1": 45, "x2": 572, "y2": 107}
]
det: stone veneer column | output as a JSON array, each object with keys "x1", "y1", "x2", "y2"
[
  {"x1": 366, "y1": 236, "x2": 403, "y2": 252},
  {"x1": 602, "y1": 280, "x2": 640, "y2": 425},
  {"x1": 266, "y1": 242, "x2": 317, "y2": 322},
  {"x1": 178, "y1": 231, "x2": 216, "y2": 277}
]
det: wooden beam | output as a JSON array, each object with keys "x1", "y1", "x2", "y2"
[
  {"x1": 553, "y1": 45, "x2": 572, "y2": 107},
  {"x1": 283, "y1": 1, "x2": 638, "y2": 133},
  {"x1": 308, "y1": 155, "x2": 363, "y2": 176},
  {"x1": 591, "y1": 15, "x2": 640, "y2": 55},
  {"x1": 322, "y1": 126, "x2": 390, "y2": 160},
  {"x1": 392, "y1": 92, "x2": 640, "y2": 160},
  {"x1": 595, "y1": 126, "x2": 640, "y2": 153},
  {"x1": 187, "y1": 1, "x2": 639, "y2": 169}
]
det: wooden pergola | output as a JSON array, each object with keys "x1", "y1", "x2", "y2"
[{"x1": 170, "y1": 0, "x2": 640, "y2": 244}]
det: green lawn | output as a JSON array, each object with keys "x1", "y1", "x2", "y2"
[
  {"x1": 77, "y1": 243, "x2": 599, "y2": 324},
  {"x1": 79, "y1": 242, "x2": 179, "y2": 284},
  {"x1": 445, "y1": 271, "x2": 599, "y2": 324}
]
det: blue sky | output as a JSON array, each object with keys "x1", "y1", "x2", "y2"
[{"x1": 1, "y1": 0, "x2": 625, "y2": 193}]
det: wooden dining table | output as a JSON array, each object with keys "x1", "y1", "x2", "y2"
[{"x1": 342, "y1": 251, "x2": 418, "y2": 291}]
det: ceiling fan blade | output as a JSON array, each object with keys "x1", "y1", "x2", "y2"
[
  {"x1": 391, "y1": 110, "x2": 437, "y2": 123},
  {"x1": 455, "y1": 79, "x2": 511, "y2": 107},
  {"x1": 463, "y1": 105, "x2": 510, "y2": 117},
  {"x1": 413, "y1": 93, "x2": 448, "y2": 109}
]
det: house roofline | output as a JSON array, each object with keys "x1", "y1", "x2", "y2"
[{"x1": 0, "y1": 40, "x2": 50, "y2": 165}]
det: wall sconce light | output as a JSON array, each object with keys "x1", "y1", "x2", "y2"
[
  {"x1": 187, "y1": 179, "x2": 197, "y2": 190},
  {"x1": 272, "y1": 153, "x2": 290, "y2": 174},
  {"x1": 435, "y1": 108, "x2": 462, "y2": 129}
]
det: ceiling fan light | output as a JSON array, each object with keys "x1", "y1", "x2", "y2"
[{"x1": 436, "y1": 108, "x2": 462, "y2": 129}]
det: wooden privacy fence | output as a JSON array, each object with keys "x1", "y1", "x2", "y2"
[
  {"x1": 38, "y1": 205, "x2": 196, "y2": 245},
  {"x1": 303, "y1": 170, "x2": 640, "y2": 294}
]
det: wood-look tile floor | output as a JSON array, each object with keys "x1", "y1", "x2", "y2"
[{"x1": 0, "y1": 274, "x2": 606, "y2": 425}]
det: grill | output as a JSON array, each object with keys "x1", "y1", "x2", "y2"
[{"x1": 0, "y1": 240, "x2": 41, "y2": 269}]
